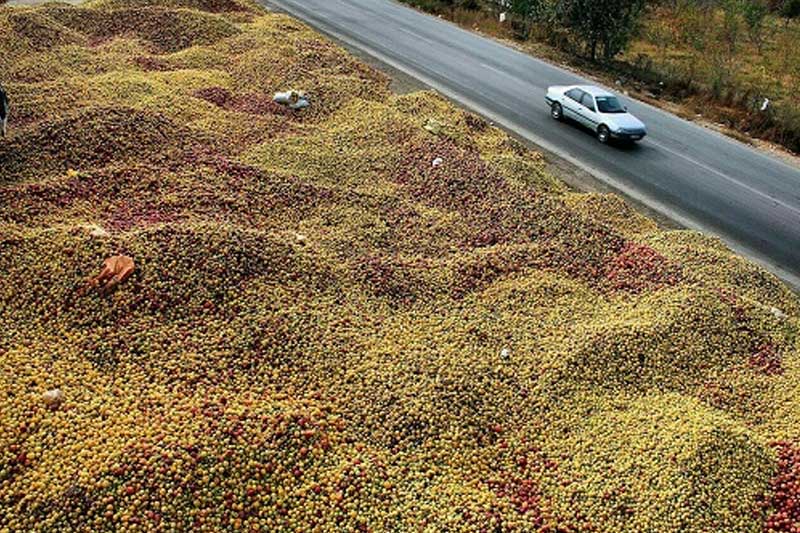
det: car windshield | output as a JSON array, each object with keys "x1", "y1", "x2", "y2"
[{"x1": 595, "y1": 96, "x2": 625, "y2": 114}]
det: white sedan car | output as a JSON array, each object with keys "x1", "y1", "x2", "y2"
[{"x1": 545, "y1": 85, "x2": 647, "y2": 143}]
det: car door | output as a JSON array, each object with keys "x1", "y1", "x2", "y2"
[
  {"x1": 562, "y1": 88, "x2": 583, "y2": 122},
  {"x1": 577, "y1": 92, "x2": 599, "y2": 129}
]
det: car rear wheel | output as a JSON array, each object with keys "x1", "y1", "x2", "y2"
[
  {"x1": 551, "y1": 102, "x2": 563, "y2": 121},
  {"x1": 597, "y1": 125, "x2": 610, "y2": 144}
]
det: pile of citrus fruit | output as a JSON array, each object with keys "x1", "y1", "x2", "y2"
[{"x1": 1, "y1": 1, "x2": 799, "y2": 531}]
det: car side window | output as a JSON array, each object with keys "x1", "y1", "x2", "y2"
[
  {"x1": 565, "y1": 88, "x2": 582, "y2": 102},
  {"x1": 581, "y1": 93, "x2": 596, "y2": 112}
]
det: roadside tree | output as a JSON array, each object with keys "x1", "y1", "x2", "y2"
[{"x1": 557, "y1": 0, "x2": 648, "y2": 61}]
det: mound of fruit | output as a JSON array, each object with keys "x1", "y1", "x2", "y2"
[{"x1": 1, "y1": 1, "x2": 799, "y2": 531}]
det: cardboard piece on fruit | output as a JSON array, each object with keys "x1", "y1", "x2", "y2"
[{"x1": 42, "y1": 389, "x2": 64, "y2": 409}]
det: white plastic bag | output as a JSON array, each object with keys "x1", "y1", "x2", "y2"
[{"x1": 273, "y1": 90, "x2": 310, "y2": 110}]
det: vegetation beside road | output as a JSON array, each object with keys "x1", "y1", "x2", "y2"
[
  {"x1": 401, "y1": 0, "x2": 800, "y2": 153},
  {"x1": 2, "y1": 0, "x2": 800, "y2": 531}
]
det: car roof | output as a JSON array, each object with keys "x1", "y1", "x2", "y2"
[{"x1": 572, "y1": 85, "x2": 615, "y2": 98}]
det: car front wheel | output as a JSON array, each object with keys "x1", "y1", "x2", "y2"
[
  {"x1": 597, "y1": 125, "x2": 610, "y2": 144},
  {"x1": 551, "y1": 102, "x2": 563, "y2": 121}
]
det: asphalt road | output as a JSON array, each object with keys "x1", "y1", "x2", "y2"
[{"x1": 265, "y1": 0, "x2": 800, "y2": 288}]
